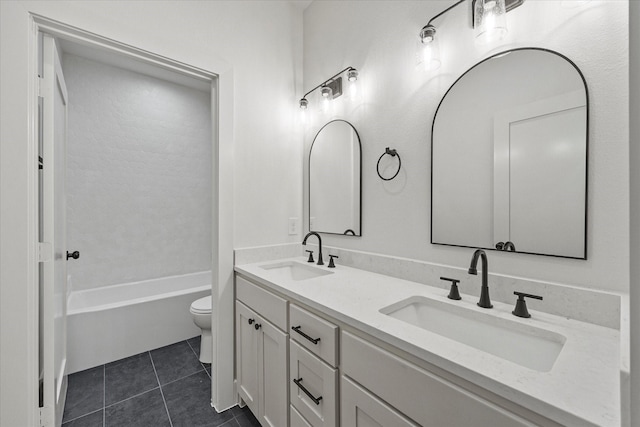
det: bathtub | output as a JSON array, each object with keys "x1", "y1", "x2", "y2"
[{"x1": 67, "y1": 271, "x2": 211, "y2": 374}]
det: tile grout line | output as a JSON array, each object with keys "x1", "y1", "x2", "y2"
[
  {"x1": 103, "y1": 386, "x2": 162, "y2": 409},
  {"x1": 61, "y1": 408, "x2": 103, "y2": 425},
  {"x1": 103, "y1": 364, "x2": 105, "y2": 427},
  {"x1": 186, "y1": 338, "x2": 212, "y2": 379},
  {"x1": 149, "y1": 350, "x2": 174, "y2": 427},
  {"x1": 159, "y1": 367, "x2": 206, "y2": 388}
]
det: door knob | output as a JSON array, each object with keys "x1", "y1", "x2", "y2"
[{"x1": 66, "y1": 251, "x2": 80, "y2": 260}]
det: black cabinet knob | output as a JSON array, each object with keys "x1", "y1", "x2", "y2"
[
  {"x1": 254, "y1": 323, "x2": 262, "y2": 330},
  {"x1": 248, "y1": 318, "x2": 255, "y2": 325},
  {"x1": 66, "y1": 251, "x2": 80, "y2": 260}
]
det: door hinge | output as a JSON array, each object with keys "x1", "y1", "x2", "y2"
[
  {"x1": 37, "y1": 76, "x2": 51, "y2": 98},
  {"x1": 39, "y1": 405, "x2": 54, "y2": 427},
  {"x1": 38, "y1": 242, "x2": 53, "y2": 262}
]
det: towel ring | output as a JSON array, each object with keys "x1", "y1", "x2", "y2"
[{"x1": 376, "y1": 147, "x2": 401, "y2": 181}]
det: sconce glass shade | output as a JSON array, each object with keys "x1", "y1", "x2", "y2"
[
  {"x1": 418, "y1": 25, "x2": 441, "y2": 71},
  {"x1": 320, "y1": 85, "x2": 333, "y2": 113},
  {"x1": 474, "y1": 0, "x2": 507, "y2": 45},
  {"x1": 347, "y1": 69, "x2": 359, "y2": 100},
  {"x1": 299, "y1": 98, "x2": 309, "y2": 109}
]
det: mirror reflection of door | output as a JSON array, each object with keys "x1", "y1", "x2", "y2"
[
  {"x1": 309, "y1": 120, "x2": 362, "y2": 236},
  {"x1": 493, "y1": 91, "x2": 586, "y2": 257},
  {"x1": 431, "y1": 48, "x2": 588, "y2": 259}
]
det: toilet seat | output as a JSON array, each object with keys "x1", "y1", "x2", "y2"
[{"x1": 190, "y1": 295, "x2": 212, "y2": 314}]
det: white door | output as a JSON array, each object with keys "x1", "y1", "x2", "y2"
[
  {"x1": 40, "y1": 33, "x2": 69, "y2": 427},
  {"x1": 509, "y1": 106, "x2": 586, "y2": 257},
  {"x1": 493, "y1": 90, "x2": 587, "y2": 257},
  {"x1": 236, "y1": 302, "x2": 260, "y2": 414}
]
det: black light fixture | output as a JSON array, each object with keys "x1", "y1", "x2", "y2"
[{"x1": 298, "y1": 66, "x2": 358, "y2": 113}]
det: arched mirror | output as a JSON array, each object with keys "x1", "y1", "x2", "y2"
[
  {"x1": 431, "y1": 48, "x2": 588, "y2": 259},
  {"x1": 309, "y1": 120, "x2": 362, "y2": 236}
]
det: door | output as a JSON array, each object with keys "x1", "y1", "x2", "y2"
[
  {"x1": 508, "y1": 106, "x2": 586, "y2": 257},
  {"x1": 493, "y1": 90, "x2": 587, "y2": 257},
  {"x1": 236, "y1": 302, "x2": 260, "y2": 414},
  {"x1": 40, "y1": 33, "x2": 69, "y2": 427},
  {"x1": 259, "y1": 318, "x2": 288, "y2": 427}
]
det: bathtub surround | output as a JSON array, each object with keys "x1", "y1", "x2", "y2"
[{"x1": 62, "y1": 53, "x2": 212, "y2": 292}]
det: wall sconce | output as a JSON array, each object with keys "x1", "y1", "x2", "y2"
[
  {"x1": 298, "y1": 66, "x2": 358, "y2": 114},
  {"x1": 473, "y1": 0, "x2": 508, "y2": 45},
  {"x1": 418, "y1": 24, "x2": 440, "y2": 71},
  {"x1": 417, "y1": 0, "x2": 524, "y2": 69}
]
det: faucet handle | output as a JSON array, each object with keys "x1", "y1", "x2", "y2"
[
  {"x1": 306, "y1": 250, "x2": 314, "y2": 263},
  {"x1": 440, "y1": 277, "x2": 461, "y2": 300},
  {"x1": 328, "y1": 255, "x2": 339, "y2": 268},
  {"x1": 512, "y1": 291, "x2": 543, "y2": 318}
]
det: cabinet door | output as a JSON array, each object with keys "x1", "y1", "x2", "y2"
[
  {"x1": 341, "y1": 376, "x2": 419, "y2": 427},
  {"x1": 259, "y1": 318, "x2": 289, "y2": 427},
  {"x1": 236, "y1": 302, "x2": 260, "y2": 415}
]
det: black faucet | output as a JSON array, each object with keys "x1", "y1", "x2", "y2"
[
  {"x1": 302, "y1": 232, "x2": 324, "y2": 266},
  {"x1": 468, "y1": 249, "x2": 493, "y2": 309}
]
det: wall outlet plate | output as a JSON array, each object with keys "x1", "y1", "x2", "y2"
[{"x1": 288, "y1": 217, "x2": 298, "y2": 235}]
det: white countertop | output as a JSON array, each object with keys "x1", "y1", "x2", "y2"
[{"x1": 235, "y1": 257, "x2": 621, "y2": 427}]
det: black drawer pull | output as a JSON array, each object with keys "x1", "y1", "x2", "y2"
[
  {"x1": 248, "y1": 318, "x2": 254, "y2": 325},
  {"x1": 291, "y1": 326, "x2": 321, "y2": 345},
  {"x1": 293, "y1": 378, "x2": 322, "y2": 405}
]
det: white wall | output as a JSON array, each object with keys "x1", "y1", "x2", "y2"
[
  {"x1": 63, "y1": 54, "x2": 212, "y2": 291},
  {"x1": 303, "y1": 0, "x2": 629, "y2": 293},
  {"x1": 1, "y1": 1, "x2": 303, "y2": 424},
  {"x1": 629, "y1": 1, "x2": 639, "y2": 425}
]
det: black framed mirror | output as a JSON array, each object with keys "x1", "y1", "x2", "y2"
[
  {"x1": 309, "y1": 120, "x2": 362, "y2": 236},
  {"x1": 431, "y1": 48, "x2": 588, "y2": 259}
]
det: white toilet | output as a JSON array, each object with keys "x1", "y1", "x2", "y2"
[{"x1": 190, "y1": 295, "x2": 212, "y2": 363}]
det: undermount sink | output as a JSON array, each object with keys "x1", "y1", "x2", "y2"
[
  {"x1": 259, "y1": 261, "x2": 333, "y2": 281},
  {"x1": 380, "y1": 296, "x2": 566, "y2": 372}
]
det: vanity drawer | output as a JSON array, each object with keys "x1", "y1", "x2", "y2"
[
  {"x1": 236, "y1": 275, "x2": 287, "y2": 331},
  {"x1": 291, "y1": 405, "x2": 313, "y2": 427},
  {"x1": 341, "y1": 331, "x2": 533, "y2": 427},
  {"x1": 290, "y1": 304, "x2": 338, "y2": 366},
  {"x1": 290, "y1": 340, "x2": 338, "y2": 427}
]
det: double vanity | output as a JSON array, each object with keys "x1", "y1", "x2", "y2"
[{"x1": 234, "y1": 252, "x2": 621, "y2": 427}]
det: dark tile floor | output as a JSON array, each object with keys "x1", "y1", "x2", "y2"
[{"x1": 62, "y1": 336, "x2": 261, "y2": 427}]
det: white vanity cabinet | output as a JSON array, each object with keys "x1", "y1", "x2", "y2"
[
  {"x1": 235, "y1": 276, "x2": 289, "y2": 427},
  {"x1": 235, "y1": 271, "x2": 562, "y2": 427}
]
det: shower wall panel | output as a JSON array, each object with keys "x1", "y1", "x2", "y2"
[{"x1": 63, "y1": 54, "x2": 212, "y2": 292}]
